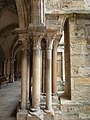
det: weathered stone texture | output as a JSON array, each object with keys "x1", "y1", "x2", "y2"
[
  {"x1": 44, "y1": 112, "x2": 54, "y2": 120},
  {"x1": 27, "y1": 114, "x2": 41, "y2": 120},
  {"x1": 79, "y1": 112, "x2": 90, "y2": 119},
  {"x1": 17, "y1": 110, "x2": 28, "y2": 120},
  {"x1": 74, "y1": 77, "x2": 90, "y2": 86},
  {"x1": 71, "y1": 66, "x2": 90, "y2": 77},
  {"x1": 70, "y1": 44, "x2": 88, "y2": 55},
  {"x1": 71, "y1": 90, "x2": 90, "y2": 100},
  {"x1": 69, "y1": 16, "x2": 90, "y2": 101},
  {"x1": 45, "y1": 0, "x2": 85, "y2": 12}
]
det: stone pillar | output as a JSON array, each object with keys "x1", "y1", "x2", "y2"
[
  {"x1": 62, "y1": 50, "x2": 65, "y2": 82},
  {"x1": 7, "y1": 59, "x2": 10, "y2": 80},
  {"x1": 10, "y1": 59, "x2": 15, "y2": 82},
  {"x1": 52, "y1": 40, "x2": 58, "y2": 94},
  {"x1": 4, "y1": 59, "x2": 7, "y2": 76},
  {"x1": 32, "y1": 39, "x2": 41, "y2": 111},
  {"x1": 42, "y1": 50, "x2": 46, "y2": 93},
  {"x1": 26, "y1": 53, "x2": 30, "y2": 106},
  {"x1": 16, "y1": 31, "x2": 29, "y2": 110},
  {"x1": 46, "y1": 40, "x2": 53, "y2": 110},
  {"x1": 21, "y1": 49, "x2": 28, "y2": 110},
  {"x1": 41, "y1": 39, "x2": 46, "y2": 94}
]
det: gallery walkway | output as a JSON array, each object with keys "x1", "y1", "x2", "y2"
[{"x1": 0, "y1": 80, "x2": 21, "y2": 120}]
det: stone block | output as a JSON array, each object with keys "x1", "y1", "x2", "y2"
[
  {"x1": 70, "y1": 44, "x2": 87, "y2": 55},
  {"x1": 70, "y1": 37, "x2": 87, "y2": 45},
  {"x1": 79, "y1": 112, "x2": 90, "y2": 119},
  {"x1": 78, "y1": 67, "x2": 90, "y2": 77},
  {"x1": 71, "y1": 55, "x2": 86, "y2": 67},
  {"x1": 44, "y1": 110, "x2": 54, "y2": 120},
  {"x1": 74, "y1": 77, "x2": 90, "y2": 86},
  {"x1": 71, "y1": 66, "x2": 90, "y2": 77},
  {"x1": 71, "y1": 90, "x2": 90, "y2": 101},
  {"x1": 85, "y1": 54, "x2": 90, "y2": 66},
  {"x1": 83, "y1": 103, "x2": 90, "y2": 113},
  {"x1": 17, "y1": 110, "x2": 28, "y2": 120},
  {"x1": 61, "y1": 102, "x2": 83, "y2": 113},
  {"x1": 27, "y1": 110, "x2": 43, "y2": 120},
  {"x1": 27, "y1": 114, "x2": 41, "y2": 120},
  {"x1": 71, "y1": 66, "x2": 79, "y2": 77},
  {"x1": 61, "y1": 112, "x2": 79, "y2": 120}
]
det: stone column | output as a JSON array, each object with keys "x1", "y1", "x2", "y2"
[
  {"x1": 15, "y1": 28, "x2": 30, "y2": 111},
  {"x1": 26, "y1": 53, "x2": 30, "y2": 106},
  {"x1": 10, "y1": 59, "x2": 15, "y2": 82},
  {"x1": 52, "y1": 40, "x2": 58, "y2": 94},
  {"x1": 21, "y1": 49, "x2": 28, "y2": 110},
  {"x1": 32, "y1": 39, "x2": 41, "y2": 111},
  {"x1": 4, "y1": 59, "x2": 7, "y2": 76},
  {"x1": 7, "y1": 59, "x2": 10, "y2": 80},
  {"x1": 62, "y1": 50, "x2": 65, "y2": 82},
  {"x1": 42, "y1": 50, "x2": 46, "y2": 93},
  {"x1": 46, "y1": 40, "x2": 53, "y2": 110},
  {"x1": 29, "y1": 20, "x2": 45, "y2": 110}
]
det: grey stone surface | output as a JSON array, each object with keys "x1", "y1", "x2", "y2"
[{"x1": 0, "y1": 80, "x2": 21, "y2": 120}]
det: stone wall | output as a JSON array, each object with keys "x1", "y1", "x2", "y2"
[
  {"x1": 45, "y1": 0, "x2": 86, "y2": 12},
  {"x1": 69, "y1": 14, "x2": 90, "y2": 100}
]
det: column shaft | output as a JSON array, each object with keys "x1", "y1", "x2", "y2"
[
  {"x1": 62, "y1": 51, "x2": 65, "y2": 82},
  {"x1": 32, "y1": 48, "x2": 41, "y2": 110},
  {"x1": 46, "y1": 49, "x2": 52, "y2": 110},
  {"x1": 52, "y1": 46, "x2": 57, "y2": 94},
  {"x1": 21, "y1": 50, "x2": 27, "y2": 109},
  {"x1": 11, "y1": 60, "x2": 15, "y2": 82},
  {"x1": 26, "y1": 55, "x2": 30, "y2": 104},
  {"x1": 42, "y1": 51, "x2": 46, "y2": 93}
]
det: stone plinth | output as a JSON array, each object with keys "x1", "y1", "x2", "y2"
[{"x1": 17, "y1": 110, "x2": 28, "y2": 120}]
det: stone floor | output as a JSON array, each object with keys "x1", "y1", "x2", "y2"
[{"x1": 0, "y1": 80, "x2": 21, "y2": 120}]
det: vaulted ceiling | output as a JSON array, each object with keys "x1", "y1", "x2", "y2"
[
  {"x1": 0, "y1": 0, "x2": 19, "y2": 59},
  {"x1": 0, "y1": 0, "x2": 17, "y2": 14}
]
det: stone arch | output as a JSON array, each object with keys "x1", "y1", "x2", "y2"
[
  {"x1": 15, "y1": 0, "x2": 30, "y2": 28},
  {"x1": 9, "y1": 36, "x2": 18, "y2": 58},
  {"x1": 0, "y1": 44, "x2": 5, "y2": 61},
  {"x1": 0, "y1": 23, "x2": 19, "y2": 59},
  {"x1": 53, "y1": 15, "x2": 71, "y2": 99},
  {"x1": 12, "y1": 43, "x2": 22, "y2": 80},
  {"x1": 13, "y1": 43, "x2": 22, "y2": 59}
]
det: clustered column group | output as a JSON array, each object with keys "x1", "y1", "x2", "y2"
[
  {"x1": 19, "y1": 28, "x2": 61, "y2": 112},
  {"x1": 18, "y1": 0, "x2": 61, "y2": 113}
]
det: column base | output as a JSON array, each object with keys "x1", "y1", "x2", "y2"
[
  {"x1": 17, "y1": 108, "x2": 55, "y2": 120},
  {"x1": 44, "y1": 109, "x2": 54, "y2": 120},
  {"x1": 17, "y1": 109, "x2": 28, "y2": 120},
  {"x1": 44, "y1": 109, "x2": 54, "y2": 116},
  {"x1": 30, "y1": 107, "x2": 38, "y2": 112},
  {"x1": 28, "y1": 109, "x2": 43, "y2": 120}
]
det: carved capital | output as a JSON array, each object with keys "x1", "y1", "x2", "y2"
[
  {"x1": 30, "y1": 31, "x2": 45, "y2": 49},
  {"x1": 53, "y1": 40, "x2": 59, "y2": 49},
  {"x1": 29, "y1": 24, "x2": 45, "y2": 49},
  {"x1": 45, "y1": 28, "x2": 61, "y2": 50},
  {"x1": 19, "y1": 34, "x2": 30, "y2": 50},
  {"x1": 15, "y1": 27, "x2": 29, "y2": 49},
  {"x1": 53, "y1": 32, "x2": 62, "y2": 49}
]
